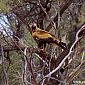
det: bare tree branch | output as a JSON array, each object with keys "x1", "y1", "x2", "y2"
[
  {"x1": 66, "y1": 60, "x2": 85, "y2": 83},
  {"x1": 46, "y1": 0, "x2": 74, "y2": 31},
  {"x1": 1, "y1": 45, "x2": 8, "y2": 85},
  {"x1": 43, "y1": 23, "x2": 85, "y2": 78},
  {"x1": 0, "y1": 24, "x2": 38, "y2": 85}
]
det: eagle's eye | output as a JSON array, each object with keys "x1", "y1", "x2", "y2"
[{"x1": 32, "y1": 23, "x2": 36, "y2": 30}]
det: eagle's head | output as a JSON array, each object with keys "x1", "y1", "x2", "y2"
[{"x1": 31, "y1": 23, "x2": 37, "y2": 30}]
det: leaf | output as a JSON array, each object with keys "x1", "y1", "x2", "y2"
[
  {"x1": 0, "y1": 0, "x2": 10, "y2": 12},
  {"x1": 79, "y1": 15, "x2": 85, "y2": 23}
]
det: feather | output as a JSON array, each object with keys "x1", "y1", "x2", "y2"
[{"x1": 31, "y1": 24, "x2": 67, "y2": 50}]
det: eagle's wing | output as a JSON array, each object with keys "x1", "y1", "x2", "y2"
[
  {"x1": 32, "y1": 28, "x2": 59, "y2": 41},
  {"x1": 32, "y1": 28, "x2": 66, "y2": 49},
  {"x1": 32, "y1": 30, "x2": 50, "y2": 38}
]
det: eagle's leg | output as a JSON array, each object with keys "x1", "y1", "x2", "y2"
[
  {"x1": 43, "y1": 42, "x2": 46, "y2": 50},
  {"x1": 38, "y1": 39, "x2": 47, "y2": 50},
  {"x1": 38, "y1": 41, "x2": 46, "y2": 67},
  {"x1": 38, "y1": 41, "x2": 44, "y2": 49}
]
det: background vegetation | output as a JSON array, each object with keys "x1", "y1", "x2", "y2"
[{"x1": 0, "y1": 0, "x2": 85, "y2": 85}]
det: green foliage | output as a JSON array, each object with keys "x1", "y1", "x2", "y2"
[
  {"x1": 0, "y1": 0, "x2": 10, "y2": 12},
  {"x1": 79, "y1": 4, "x2": 85, "y2": 23},
  {"x1": 22, "y1": 29, "x2": 37, "y2": 46},
  {"x1": 79, "y1": 15, "x2": 85, "y2": 23},
  {"x1": 8, "y1": 51, "x2": 22, "y2": 85},
  {"x1": 10, "y1": 0, "x2": 23, "y2": 6},
  {"x1": 0, "y1": 0, "x2": 85, "y2": 84}
]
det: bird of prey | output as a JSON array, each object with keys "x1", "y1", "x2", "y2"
[{"x1": 31, "y1": 23, "x2": 67, "y2": 50}]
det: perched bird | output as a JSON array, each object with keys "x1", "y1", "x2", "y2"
[{"x1": 31, "y1": 23, "x2": 67, "y2": 50}]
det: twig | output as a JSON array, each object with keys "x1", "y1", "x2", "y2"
[
  {"x1": 22, "y1": 48, "x2": 28, "y2": 85},
  {"x1": 81, "y1": 51, "x2": 85, "y2": 63},
  {"x1": 35, "y1": 53, "x2": 48, "y2": 66},
  {"x1": 66, "y1": 60, "x2": 85, "y2": 83},
  {"x1": 43, "y1": 24, "x2": 85, "y2": 78},
  {"x1": 1, "y1": 45, "x2": 8, "y2": 85},
  {"x1": 38, "y1": 0, "x2": 56, "y2": 30},
  {"x1": 46, "y1": 0, "x2": 74, "y2": 31},
  {"x1": 0, "y1": 23, "x2": 38, "y2": 85},
  {"x1": 39, "y1": 76, "x2": 67, "y2": 85}
]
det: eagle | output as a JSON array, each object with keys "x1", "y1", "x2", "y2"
[{"x1": 31, "y1": 23, "x2": 67, "y2": 50}]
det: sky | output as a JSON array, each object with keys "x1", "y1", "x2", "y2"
[{"x1": 0, "y1": 14, "x2": 13, "y2": 36}]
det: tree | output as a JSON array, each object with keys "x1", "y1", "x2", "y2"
[{"x1": 0, "y1": 0, "x2": 85, "y2": 85}]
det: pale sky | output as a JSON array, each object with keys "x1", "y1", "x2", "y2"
[{"x1": 0, "y1": 14, "x2": 13, "y2": 36}]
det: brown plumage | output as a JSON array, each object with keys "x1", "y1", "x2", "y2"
[{"x1": 31, "y1": 23, "x2": 67, "y2": 50}]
